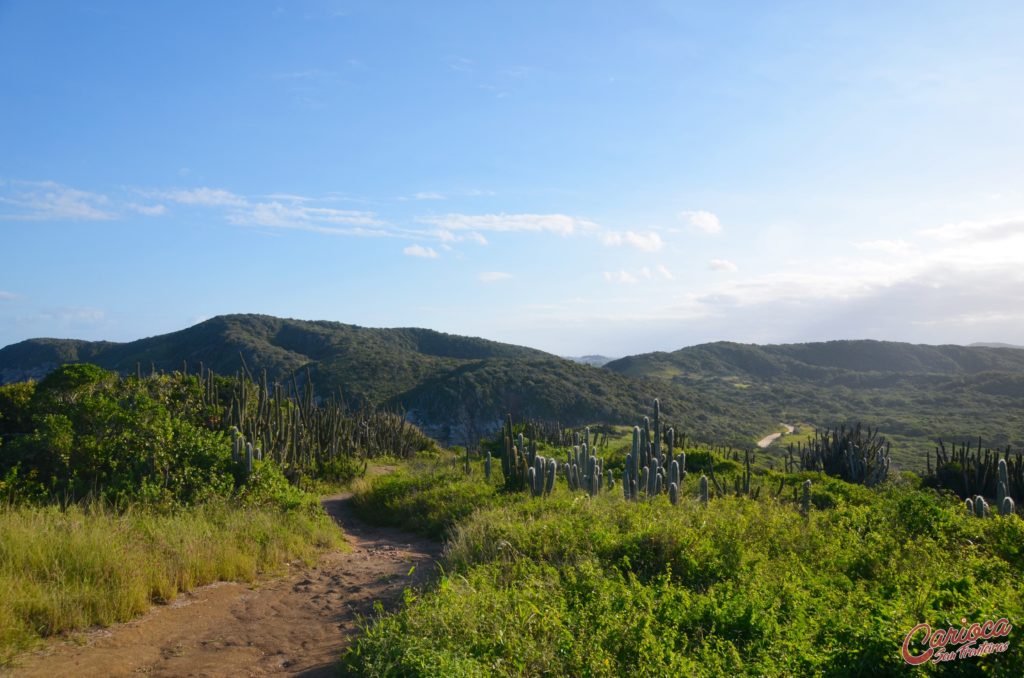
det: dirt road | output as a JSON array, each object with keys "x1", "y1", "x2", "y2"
[
  {"x1": 756, "y1": 423, "x2": 796, "y2": 449},
  {"x1": 8, "y1": 492, "x2": 440, "y2": 677}
]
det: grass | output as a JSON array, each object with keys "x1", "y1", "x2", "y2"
[
  {"x1": 0, "y1": 500, "x2": 344, "y2": 665},
  {"x1": 342, "y1": 457, "x2": 1024, "y2": 676}
]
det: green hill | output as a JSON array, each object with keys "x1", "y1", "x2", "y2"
[
  {"x1": 604, "y1": 340, "x2": 1024, "y2": 469},
  {"x1": 0, "y1": 315, "x2": 773, "y2": 446}
]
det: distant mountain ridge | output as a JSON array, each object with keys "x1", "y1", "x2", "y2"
[
  {"x1": 604, "y1": 339, "x2": 1024, "y2": 380},
  {"x1": 603, "y1": 339, "x2": 1024, "y2": 469},
  {"x1": 0, "y1": 315, "x2": 772, "y2": 445},
  {"x1": 5, "y1": 322, "x2": 1023, "y2": 457}
]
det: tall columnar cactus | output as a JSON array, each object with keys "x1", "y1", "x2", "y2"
[
  {"x1": 484, "y1": 451, "x2": 492, "y2": 480},
  {"x1": 699, "y1": 474, "x2": 709, "y2": 506},
  {"x1": 1001, "y1": 497, "x2": 1016, "y2": 516},
  {"x1": 245, "y1": 441, "x2": 254, "y2": 477},
  {"x1": 669, "y1": 481, "x2": 679, "y2": 506},
  {"x1": 801, "y1": 479, "x2": 811, "y2": 516},
  {"x1": 974, "y1": 495, "x2": 988, "y2": 518},
  {"x1": 965, "y1": 497, "x2": 975, "y2": 516},
  {"x1": 545, "y1": 459, "x2": 557, "y2": 496}
]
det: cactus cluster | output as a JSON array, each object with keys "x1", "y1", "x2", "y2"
[
  {"x1": 565, "y1": 427, "x2": 604, "y2": 496},
  {"x1": 229, "y1": 426, "x2": 262, "y2": 479},
  {"x1": 965, "y1": 459, "x2": 1019, "y2": 517},
  {"x1": 622, "y1": 399, "x2": 685, "y2": 501},
  {"x1": 500, "y1": 414, "x2": 536, "y2": 492},
  {"x1": 930, "y1": 438, "x2": 1021, "y2": 511},
  {"x1": 787, "y1": 423, "x2": 890, "y2": 487}
]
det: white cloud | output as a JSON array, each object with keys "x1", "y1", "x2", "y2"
[
  {"x1": 920, "y1": 216, "x2": 1024, "y2": 243},
  {"x1": 126, "y1": 202, "x2": 167, "y2": 216},
  {"x1": 0, "y1": 291, "x2": 17, "y2": 301},
  {"x1": 709, "y1": 259, "x2": 738, "y2": 272},
  {"x1": 33, "y1": 307, "x2": 106, "y2": 323},
  {"x1": 604, "y1": 270, "x2": 638, "y2": 284},
  {"x1": 157, "y1": 187, "x2": 248, "y2": 207},
  {"x1": 479, "y1": 271, "x2": 513, "y2": 282},
  {"x1": 683, "y1": 210, "x2": 722, "y2": 234},
  {"x1": 415, "y1": 191, "x2": 445, "y2": 200},
  {"x1": 433, "y1": 228, "x2": 487, "y2": 245},
  {"x1": 657, "y1": 264, "x2": 675, "y2": 280},
  {"x1": 601, "y1": 230, "x2": 664, "y2": 252},
  {"x1": 231, "y1": 201, "x2": 384, "y2": 230},
  {"x1": 0, "y1": 180, "x2": 116, "y2": 221},
  {"x1": 418, "y1": 213, "x2": 597, "y2": 236},
  {"x1": 404, "y1": 244, "x2": 439, "y2": 258}
]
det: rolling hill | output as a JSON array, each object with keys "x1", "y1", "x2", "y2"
[
  {"x1": 0, "y1": 315, "x2": 774, "y2": 446},
  {"x1": 604, "y1": 340, "x2": 1024, "y2": 469}
]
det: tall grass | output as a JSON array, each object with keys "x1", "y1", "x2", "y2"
[
  {"x1": 0, "y1": 501, "x2": 343, "y2": 664},
  {"x1": 343, "y1": 463, "x2": 1024, "y2": 676}
]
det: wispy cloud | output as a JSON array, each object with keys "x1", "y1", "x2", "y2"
[
  {"x1": 0, "y1": 180, "x2": 116, "y2": 221},
  {"x1": 155, "y1": 187, "x2": 248, "y2": 207},
  {"x1": 126, "y1": 202, "x2": 166, "y2": 216},
  {"x1": 682, "y1": 210, "x2": 722, "y2": 234},
  {"x1": 919, "y1": 216, "x2": 1024, "y2": 243},
  {"x1": 31, "y1": 307, "x2": 106, "y2": 323},
  {"x1": 414, "y1": 191, "x2": 445, "y2": 200},
  {"x1": 419, "y1": 213, "x2": 597, "y2": 236},
  {"x1": 435, "y1": 229, "x2": 488, "y2": 244},
  {"x1": 604, "y1": 270, "x2": 638, "y2": 284},
  {"x1": 0, "y1": 291, "x2": 17, "y2": 301},
  {"x1": 154, "y1": 187, "x2": 389, "y2": 235},
  {"x1": 479, "y1": 271, "x2": 513, "y2": 282},
  {"x1": 709, "y1": 259, "x2": 738, "y2": 272},
  {"x1": 601, "y1": 230, "x2": 664, "y2": 252},
  {"x1": 404, "y1": 244, "x2": 439, "y2": 258}
]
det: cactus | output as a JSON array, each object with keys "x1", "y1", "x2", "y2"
[
  {"x1": 485, "y1": 451, "x2": 492, "y2": 480},
  {"x1": 974, "y1": 495, "x2": 988, "y2": 518},
  {"x1": 545, "y1": 460, "x2": 557, "y2": 496},
  {"x1": 669, "y1": 481, "x2": 678, "y2": 505},
  {"x1": 1001, "y1": 496, "x2": 1016, "y2": 516},
  {"x1": 965, "y1": 497, "x2": 975, "y2": 515},
  {"x1": 699, "y1": 474, "x2": 709, "y2": 506},
  {"x1": 801, "y1": 479, "x2": 811, "y2": 516},
  {"x1": 789, "y1": 423, "x2": 890, "y2": 486},
  {"x1": 245, "y1": 441, "x2": 254, "y2": 477}
]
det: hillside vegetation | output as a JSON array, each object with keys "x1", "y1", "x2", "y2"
[
  {"x1": 342, "y1": 458, "x2": 1023, "y2": 676},
  {"x1": 0, "y1": 315, "x2": 774, "y2": 447},
  {"x1": 5, "y1": 320, "x2": 1024, "y2": 464},
  {"x1": 605, "y1": 340, "x2": 1024, "y2": 470}
]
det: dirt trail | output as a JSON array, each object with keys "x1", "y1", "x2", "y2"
[
  {"x1": 756, "y1": 423, "x2": 796, "y2": 449},
  {"x1": 9, "y1": 489, "x2": 441, "y2": 677}
]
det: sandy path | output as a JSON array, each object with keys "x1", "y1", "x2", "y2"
[
  {"x1": 756, "y1": 423, "x2": 796, "y2": 448},
  {"x1": 8, "y1": 491, "x2": 441, "y2": 677}
]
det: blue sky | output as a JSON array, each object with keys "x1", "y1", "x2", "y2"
[{"x1": 2, "y1": 1, "x2": 1024, "y2": 356}]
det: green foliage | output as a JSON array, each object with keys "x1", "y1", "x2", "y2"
[
  {"x1": 0, "y1": 366, "x2": 236, "y2": 505},
  {"x1": 344, "y1": 460, "x2": 1023, "y2": 676},
  {"x1": 350, "y1": 466, "x2": 502, "y2": 540},
  {"x1": 605, "y1": 340, "x2": 1024, "y2": 470}
]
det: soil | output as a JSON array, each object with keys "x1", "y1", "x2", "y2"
[
  {"x1": 7, "y1": 486, "x2": 441, "y2": 677},
  {"x1": 756, "y1": 423, "x2": 796, "y2": 449}
]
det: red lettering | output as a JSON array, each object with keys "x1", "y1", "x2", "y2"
[{"x1": 903, "y1": 623, "x2": 934, "y2": 666}]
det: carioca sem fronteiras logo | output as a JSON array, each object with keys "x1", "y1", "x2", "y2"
[{"x1": 902, "y1": 618, "x2": 1012, "y2": 665}]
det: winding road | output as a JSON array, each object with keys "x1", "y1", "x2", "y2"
[{"x1": 756, "y1": 423, "x2": 796, "y2": 449}]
